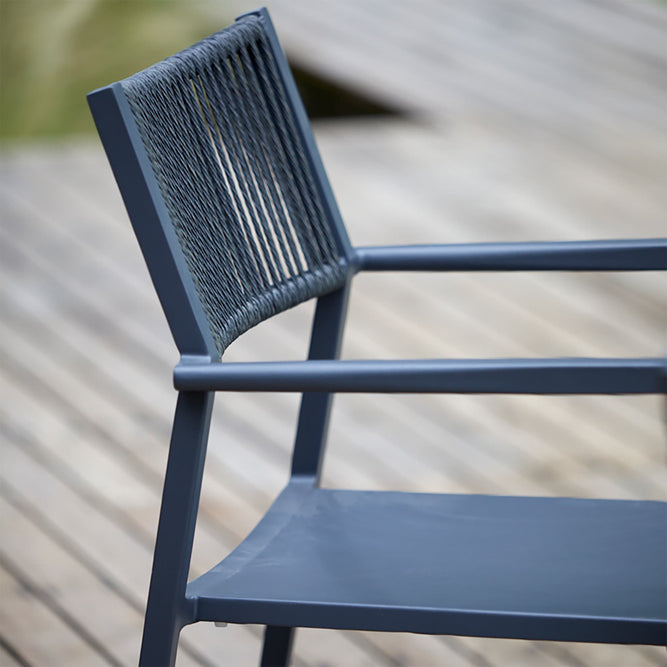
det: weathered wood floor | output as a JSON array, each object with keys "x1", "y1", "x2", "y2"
[{"x1": 1, "y1": 0, "x2": 665, "y2": 665}]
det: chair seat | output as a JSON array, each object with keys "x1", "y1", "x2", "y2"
[{"x1": 187, "y1": 483, "x2": 665, "y2": 645}]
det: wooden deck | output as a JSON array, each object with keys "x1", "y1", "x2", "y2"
[{"x1": 1, "y1": 0, "x2": 665, "y2": 665}]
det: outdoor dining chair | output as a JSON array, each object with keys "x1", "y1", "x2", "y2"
[{"x1": 88, "y1": 8, "x2": 667, "y2": 666}]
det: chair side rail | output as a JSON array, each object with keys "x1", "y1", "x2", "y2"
[
  {"x1": 354, "y1": 238, "x2": 667, "y2": 272},
  {"x1": 174, "y1": 357, "x2": 666, "y2": 394}
]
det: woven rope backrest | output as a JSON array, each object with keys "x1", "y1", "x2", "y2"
[{"x1": 121, "y1": 17, "x2": 347, "y2": 356}]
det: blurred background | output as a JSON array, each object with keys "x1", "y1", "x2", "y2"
[{"x1": 1, "y1": 1, "x2": 665, "y2": 665}]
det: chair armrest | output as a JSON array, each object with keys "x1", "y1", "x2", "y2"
[
  {"x1": 174, "y1": 357, "x2": 665, "y2": 394},
  {"x1": 353, "y1": 239, "x2": 667, "y2": 272}
]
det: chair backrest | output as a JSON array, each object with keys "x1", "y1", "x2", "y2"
[{"x1": 89, "y1": 11, "x2": 351, "y2": 358}]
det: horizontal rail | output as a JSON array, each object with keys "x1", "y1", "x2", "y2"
[
  {"x1": 354, "y1": 239, "x2": 667, "y2": 272},
  {"x1": 174, "y1": 358, "x2": 666, "y2": 394}
]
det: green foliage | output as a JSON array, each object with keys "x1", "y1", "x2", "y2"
[{"x1": 0, "y1": 0, "x2": 220, "y2": 141}]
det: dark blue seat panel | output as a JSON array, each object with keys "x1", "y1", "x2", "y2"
[{"x1": 186, "y1": 483, "x2": 666, "y2": 645}]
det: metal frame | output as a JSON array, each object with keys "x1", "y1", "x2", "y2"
[
  {"x1": 87, "y1": 8, "x2": 667, "y2": 667},
  {"x1": 86, "y1": 84, "x2": 218, "y2": 360},
  {"x1": 354, "y1": 238, "x2": 667, "y2": 272},
  {"x1": 174, "y1": 357, "x2": 666, "y2": 395},
  {"x1": 139, "y1": 391, "x2": 214, "y2": 664}
]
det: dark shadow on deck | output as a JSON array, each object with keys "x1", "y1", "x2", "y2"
[{"x1": 289, "y1": 59, "x2": 403, "y2": 120}]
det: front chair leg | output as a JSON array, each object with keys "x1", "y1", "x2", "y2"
[
  {"x1": 139, "y1": 391, "x2": 215, "y2": 666},
  {"x1": 260, "y1": 626, "x2": 295, "y2": 667}
]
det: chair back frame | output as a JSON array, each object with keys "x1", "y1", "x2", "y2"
[
  {"x1": 88, "y1": 8, "x2": 353, "y2": 360},
  {"x1": 88, "y1": 10, "x2": 353, "y2": 664}
]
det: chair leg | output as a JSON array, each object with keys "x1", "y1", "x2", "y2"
[
  {"x1": 139, "y1": 391, "x2": 214, "y2": 667},
  {"x1": 139, "y1": 622, "x2": 181, "y2": 667},
  {"x1": 260, "y1": 626, "x2": 295, "y2": 667}
]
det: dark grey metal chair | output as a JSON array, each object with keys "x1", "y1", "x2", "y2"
[{"x1": 87, "y1": 8, "x2": 667, "y2": 666}]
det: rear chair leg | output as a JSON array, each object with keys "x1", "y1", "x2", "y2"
[{"x1": 260, "y1": 626, "x2": 295, "y2": 667}]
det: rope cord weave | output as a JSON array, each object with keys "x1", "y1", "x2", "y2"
[{"x1": 122, "y1": 17, "x2": 347, "y2": 356}]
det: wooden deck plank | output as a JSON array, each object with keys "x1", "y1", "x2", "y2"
[
  {"x1": 239, "y1": 0, "x2": 666, "y2": 139},
  {"x1": 0, "y1": 519, "x2": 111, "y2": 667},
  {"x1": 0, "y1": 640, "x2": 25, "y2": 667},
  {"x1": 0, "y1": 419, "x2": 216, "y2": 666},
  {"x1": 0, "y1": 492, "x2": 141, "y2": 667}
]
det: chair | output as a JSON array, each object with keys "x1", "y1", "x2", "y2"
[{"x1": 87, "y1": 8, "x2": 667, "y2": 666}]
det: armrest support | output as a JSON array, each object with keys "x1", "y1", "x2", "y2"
[
  {"x1": 174, "y1": 357, "x2": 665, "y2": 395},
  {"x1": 354, "y1": 239, "x2": 667, "y2": 272}
]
